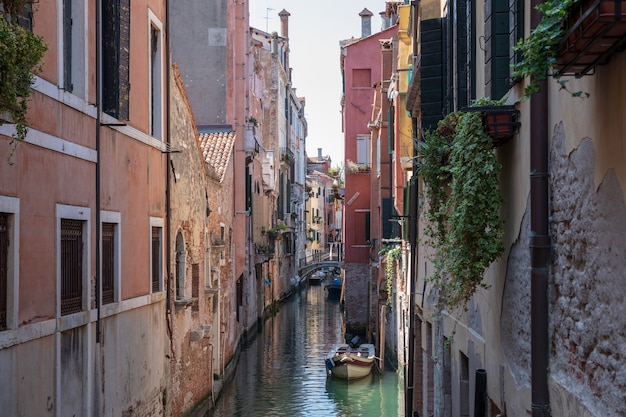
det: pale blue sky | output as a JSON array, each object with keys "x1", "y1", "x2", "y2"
[{"x1": 249, "y1": 1, "x2": 387, "y2": 167}]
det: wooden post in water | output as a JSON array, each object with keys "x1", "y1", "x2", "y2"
[{"x1": 379, "y1": 304, "x2": 386, "y2": 372}]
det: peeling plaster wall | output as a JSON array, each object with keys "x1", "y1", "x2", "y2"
[
  {"x1": 501, "y1": 197, "x2": 531, "y2": 389},
  {"x1": 550, "y1": 124, "x2": 626, "y2": 416}
]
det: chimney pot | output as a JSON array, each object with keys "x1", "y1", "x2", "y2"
[{"x1": 359, "y1": 8, "x2": 373, "y2": 38}]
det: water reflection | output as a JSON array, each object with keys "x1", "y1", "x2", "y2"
[{"x1": 207, "y1": 283, "x2": 402, "y2": 417}]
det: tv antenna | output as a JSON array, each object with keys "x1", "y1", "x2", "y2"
[{"x1": 265, "y1": 7, "x2": 275, "y2": 32}]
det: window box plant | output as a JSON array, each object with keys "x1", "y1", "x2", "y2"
[
  {"x1": 467, "y1": 105, "x2": 521, "y2": 147},
  {"x1": 555, "y1": 0, "x2": 626, "y2": 76},
  {"x1": 418, "y1": 110, "x2": 505, "y2": 311},
  {"x1": 464, "y1": 99, "x2": 520, "y2": 147},
  {"x1": 514, "y1": 0, "x2": 625, "y2": 97}
]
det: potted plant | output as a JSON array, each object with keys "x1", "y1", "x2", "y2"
[
  {"x1": 268, "y1": 222, "x2": 287, "y2": 240},
  {"x1": 556, "y1": 0, "x2": 626, "y2": 76},
  {"x1": 418, "y1": 110, "x2": 505, "y2": 311},
  {"x1": 513, "y1": 0, "x2": 625, "y2": 98},
  {"x1": 464, "y1": 98, "x2": 520, "y2": 147},
  {"x1": 0, "y1": 6, "x2": 48, "y2": 150}
]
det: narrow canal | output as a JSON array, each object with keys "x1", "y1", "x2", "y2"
[{"x1": 206, "y1": 282, "x2": 404, "y2": 417}]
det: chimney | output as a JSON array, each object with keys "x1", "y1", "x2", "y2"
[
  {"x1": 271, "y1": 32, "x2": 278, "y2": 55},
  {"x1": 380, "y1": 11, "x2": 390, "y2": 29},
  {"x1": 279, "y1": 9, "x2": 290, "y2": 74},
  {"x1": 359, "y1": 8, "x2": 373, "y2": 38},
  {"x1": 279, "y1": 9, "x2": 290, "y2": 39},
  {"x1": 318, "y1": 148, "x2": 323, "y2": 161}
]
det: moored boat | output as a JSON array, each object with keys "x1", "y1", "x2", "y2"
[
  {"x1": 324, "y1": 278, "x2": 341, "y2": 299},
  {"x1": 325, "y1": 343, "x2": 376, "y2": 380},
  {"x1": 308, "y1": 271, "x2": 326, "y2": 284},
  {"x1": 325, "y1": 277, "x2": 342, "y2": 296}
]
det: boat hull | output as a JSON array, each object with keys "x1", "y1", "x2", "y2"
[{"x1": 325, "y1": 343, "x2": 375, "y2": 380}]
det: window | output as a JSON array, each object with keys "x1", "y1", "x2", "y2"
[
  {"x1": 484, "y1": 0, "x2": 523, "y2": 100},
  {"x1": 102, "y1": 0, "x2": 130, "y2": 119},
  {"x1": 57, "y1": 204, "x2": 90, "y2": 317},
  {"x1": 192, "y1": 263, "x2": 199, "y2": 312},
  {"x1": 356, "y1": 134, "x2": 371, "y2": 167},
  {"x1": 61, "y1": 219, "x2": 84, "y2": 315},
  {"x1": 149, "y1": 14, "x2": 163, "y2": 139},
  {"x1": 100, "y1": 211, "x2": 120, "y2": 305},
  {"x1": 62, "y1": 0, "x2": 86, "y2": 96},
  {"x1": 354, "y1": 209, "x2": 371, "y2": 244},
  {"x1": 0, "y1": 197, "x2": 18, "y2": 331},
  {"x1": 175, "y1": 231, "x2": 185, "y2": 298},
  {"x1": 420, "y1": 17, "x2": 447, "y2": 131},
  {"x1": 228, "y1": 227, "x2": 232, "y2": 260},
  {"x1": 150, "y1": 218, "x2": 164, "y2": 292},
  {"x1": 101, "y1": 223, "x2": 115, "y2": 304},
  {"x1": 16, "y1": 2, "x2": 33, "y2": 31},
  {"x1": 352, "y1": 68, "x2": 371, "y2": 88},
  {"x1": 0, "y1": 213, "x2": 7, "y2": 329},
  {"x1": 460, "y1": 352, "x2": 470, "y2": 417}
]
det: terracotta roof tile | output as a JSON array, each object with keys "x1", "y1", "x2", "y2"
[{"x1": 197, "y1": 130, "x2": 236, "y2": 183}]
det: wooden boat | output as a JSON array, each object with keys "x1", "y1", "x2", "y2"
[
  {"x1": 308, "y1": 271, "x2": 326, "y2": 284},
  {"x1": 325, "y1": 343, "x2": 376, "y2": 380}
]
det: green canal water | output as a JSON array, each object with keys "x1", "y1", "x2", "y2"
[{"x1": 206, "y1": 282, "x2": 404, "y2": 417}]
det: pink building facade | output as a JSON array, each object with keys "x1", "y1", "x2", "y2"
[
  {"x1": 0, "y1": 1, "x2": 171, "y2": 415},
  {"x1": 340, "y1": 9, "x2": 398, "y2": 337}
]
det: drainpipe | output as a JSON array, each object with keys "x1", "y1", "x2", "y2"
[
  {"x1": 165, "y1": 2, "x2": 172, "y2": 315},
  {"x1": 530, "y1": 0, "x2": 551, "y2": 416},
  {"x1": 95, "y1": 0, "x2": 102, "y2": 345},
  {"x1": 406, "y1": 174, "x2": 417, "y2": 417},
  {"x1": 405, "y1": 3, "x2": 419, "y2": 416}
]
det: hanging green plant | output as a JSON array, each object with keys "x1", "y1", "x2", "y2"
[
  {"x1": 419, "y1": 110, "x2": 504, "y2": 311},
  {"x1": 380, "y1": 245, "x2": 401, "y2": 305},
  {"x1": 0, "y1": 6, "x2": 48, "y2": 148},
  {"x1": 512, "y1": 0, "x2": 587, "y2": 99}
]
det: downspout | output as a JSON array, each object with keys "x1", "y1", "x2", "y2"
[
  {"x1": 165, "y1": 1, "x2": 172, "y2": 317},
  {"x1": 530, "y1": 0, "x2": 551, "y2": 416},
  {"x1": 94, "y1": 2, "x2": 103, "y2": 415},
  {"x1": 405, "y1": 3, "x2": 419, "y2": 416},
  {"x1": 95, "y1": 0, "x2": 102, "y2": 345},
  {"x1": 406, "y1": 174, "x2": 418, "y2": 417}
]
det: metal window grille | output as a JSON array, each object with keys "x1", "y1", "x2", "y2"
[
  {"x1": 192, "y1": 263, "x2": 199, "y2": 312},
  {"x1": 102, "y1": 223, "x2": 115, "y2": 304},
  {"x1": 151, "y1": 227, "x2": 161, "y2": 292},
  {"x1": 0, "y1": 213, "x2": 8, "y2": 330},
  {"x1": 61, "y1": 219, "x2": 83, "y2": 315}
]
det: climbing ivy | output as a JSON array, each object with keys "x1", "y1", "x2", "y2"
[
  {"x1": 0, "y1": 1, "x2": 47, "y2": 156},
  {"x1": 380, "y1": 245, "x2": 401, "y2": 305},
  {"x1": 512, "y1": 0, "x2": 587, "y2": 99},
  {"x1": 419, "y1": 111, "x2": 504, "y2": 311}
]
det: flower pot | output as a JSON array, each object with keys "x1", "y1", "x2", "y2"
[
  {"x1": 468, "y1": 105, "x2": 520, "y2": 146},
  {"x1": 556, "y1": 0, "x2": 626, "y2": 76}
]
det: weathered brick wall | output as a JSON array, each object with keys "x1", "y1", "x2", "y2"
[
  {"x1": 168, "y1": 64, "x2": 215, "y2": 417},
  {"x1": 344, "y1": 262, "x2": 370, "y2": 336},
  {"x1": 549, "y1": 124, "x2": 626, "y2": 416}
]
